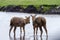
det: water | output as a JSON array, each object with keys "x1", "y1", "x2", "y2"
[{"x1": 0, "y1": 12, "x2": 60, "y2": 40}]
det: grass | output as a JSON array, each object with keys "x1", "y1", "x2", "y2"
[
  {"x1": 0, "y1": 0, "x2": 60, "y2": 6},
  {"x1": 0, "y1": 0, "x2": 60, "y2": 12}
]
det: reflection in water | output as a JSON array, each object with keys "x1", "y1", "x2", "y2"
[
  {"x1": 9, "y1": 34, "x2": 25, "y2": 40},
  {"x1": 9, "y1": 34, "x2": 48, "y2": 40},
  {"x1": 33, "y1": 35, "x2": 48, "y2": 40},
  {"x1": 40, "y1": 36, "x2": 48, "y2": 40},
  {"x1": 20, "y1": 34, "x2": 25, "y2": 40},
  {"x1": 33, "y1": 35, "x2": 38, "y2": 40}
]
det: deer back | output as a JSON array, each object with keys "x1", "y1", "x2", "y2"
[
  {"x1": 10, "y1": 17, "x2": 25, "y2": 26},
  {"x1": 34, "y1": 17, "x2": 46, "y2": 26}
]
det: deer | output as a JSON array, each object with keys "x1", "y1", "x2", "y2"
[
  {"x1": 9, "y1": 16, "x2": 30, "y2": 38},
  {"x1": 31, "y1": 15, "x2": 48, "y2": 37}
]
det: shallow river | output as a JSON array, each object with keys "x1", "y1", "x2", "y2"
[{"x1": 0, "y1": 12, "x2": 60, "y2": 40}]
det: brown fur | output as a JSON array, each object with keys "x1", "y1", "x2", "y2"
[
  {"x1": 9, "y1": 16, "x2": 30, "y2": 37},
  {"x1": 31, "y1": 15, "x2": 48, "y2": 37}
]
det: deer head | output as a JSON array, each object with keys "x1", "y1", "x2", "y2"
[
  {"x1": 25, "y1": 16, "x2": 30, "y2": 24},
  {"x1": 31, "y1": 14, "x2": 37, "y2": 21}
]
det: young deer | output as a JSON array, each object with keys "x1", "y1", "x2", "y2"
[
  {"x1": 31, "y1": 15, "x2": 48, "y2": 37},
  {"x1": 9, "y1": 16, "x2": 30, "y2": 37}
]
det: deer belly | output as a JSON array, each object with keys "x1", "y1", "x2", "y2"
[{"x1": 13, "y1": 22, "x2": 24, "y2": 27}]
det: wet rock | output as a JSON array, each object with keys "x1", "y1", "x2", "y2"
[
  {"x1": 0, "y1": 6, "x2": 1, "y2": 11},
  {"x1": 5, "y1": 5, "x2": 24, "y2": 12},
  {"x1": 24, "y1": 5, "x2": 38, "y2": 13},
  {"x1": 38, "y1": 5, "x2": 44, "y2": 14},
  {"x1": 0, "y1": 6, "x2": 6, "y2": 11},
  {"x1": 5, "y1": 5, "x2": 15, "y2": 12},
  {"x1": 45, "y1": 7, "x2": 60, "y2": 14},
  {"x1": 13, "y1": 5, "x2": 24, "y2": 12}
]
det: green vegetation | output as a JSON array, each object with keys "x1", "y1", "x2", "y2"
[
  {"x1": 0, "y1": 0, "x2": 60, "y2": 13},
  {"x1": 0, "y1": 0, "x2": 60, "y2": 6}
]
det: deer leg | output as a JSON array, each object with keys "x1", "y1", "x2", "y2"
[
  {"x1": 33, "y1": 26, "x2": 36, "y2": 36},
  {"x1": 20, "y1": 27, "x2": 22, "y2": 36},
  {"x1": 43, "y1": 25, "x2": 48, "y2": 37},
  {"x1": 9, "y1": 26, "x2": 13, "y2": 36},
  {"x1": 36, "y1": 27, "x2": 38, "y2": 36},
  {"x1": 23, "y1": 26, "x2": 25, "y2": 35},
  {"x1": 13, "y1": 27, "x2": 16, "y2": 39},
  {"x1": 39, "y1": 27, "x2": 43, "y2": 37}
]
